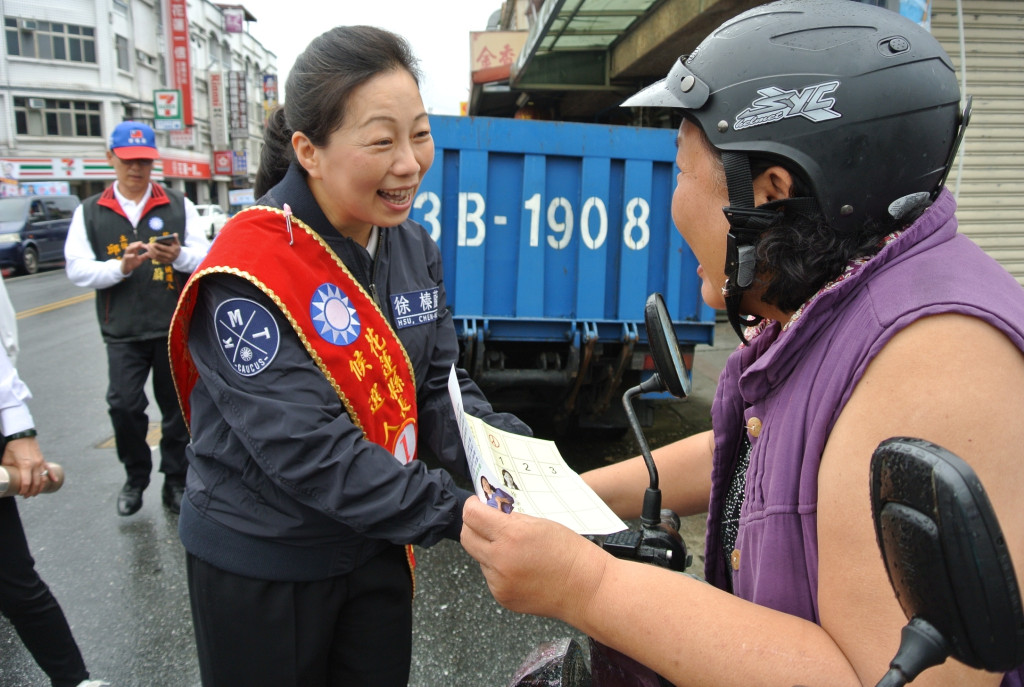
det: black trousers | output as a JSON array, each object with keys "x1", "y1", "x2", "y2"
[
  {"x1": 0, "y1": 497, "x2": 89, "y2": 687},
  {"x1": 105, "y1": 338, "x2": 188, "y2": 488},
  {"x1": 187, "y1": 545, "x2": 413, "y2": 687}
]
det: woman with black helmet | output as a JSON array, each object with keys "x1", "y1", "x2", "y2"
[{"x1": 462, "y1": 2, "x2": 1024, "y2": 685}]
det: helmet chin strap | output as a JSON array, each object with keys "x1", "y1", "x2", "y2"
[
  {"x1": 722, "y1": 215, "x2": 769, "y2": 344},
  {"x1": 720, "y1": 152, "x2": 773, "y2": 344},
  {"x1": 718, "y1": 152, "x2": 820, "y2": 343}
]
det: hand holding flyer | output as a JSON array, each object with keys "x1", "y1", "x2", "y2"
[{"x1": 448, "y1": 366, "x2": 626, "y2": 535}]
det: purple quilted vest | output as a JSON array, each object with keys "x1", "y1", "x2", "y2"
[{"x1": 705, "y1": 190, "x2": 1024, "y2": 685}]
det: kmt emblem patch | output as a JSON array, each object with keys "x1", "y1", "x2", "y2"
[
  {"x1": 214, "y1": 298, "x2": 280, "y2": 377},
  {"x1": 391, "y1": 286, "x2": 439, "y2": 330},
  {"x1": 310, "y1": 283, "x2": 361, "y2": 345}
]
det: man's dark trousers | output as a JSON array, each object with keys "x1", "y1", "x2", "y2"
[{"x1": 106, "y1": 337, "x2": 187, "y2": 489}]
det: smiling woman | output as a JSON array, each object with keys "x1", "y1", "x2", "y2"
[
  {"x1": 291, "y1": 68, "x2": 434, "y2": 245},
  {"x1": 166, "y1": 24, "x2": 532, "y2": 687}
]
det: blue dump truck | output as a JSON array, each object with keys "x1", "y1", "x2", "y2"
[{"x1": 411, "y1": 115, "x2": 716, "y2": 432}]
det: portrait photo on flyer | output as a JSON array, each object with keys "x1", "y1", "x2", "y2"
[{"x1": 447, "y1": 365, "x2": 626, "y2": 535}]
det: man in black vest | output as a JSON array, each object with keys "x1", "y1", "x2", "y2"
[{"x1": 64, "y1": 121, "x2": 209, "y2": 516}]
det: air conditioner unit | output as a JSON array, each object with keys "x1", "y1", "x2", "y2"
[
  {"x1": 19, "y1": 19, "x2": 38, "y2": 31},
  {"x1": 27, "y1": 98, "x2": 46, "y2": 110}
]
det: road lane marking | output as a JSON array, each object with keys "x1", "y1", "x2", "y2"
[{"x1": 16, "y1": 292, "x2": 94, "y2": 319}]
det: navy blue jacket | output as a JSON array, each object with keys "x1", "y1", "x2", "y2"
[{"x1": 179, "y1": 164, "x2": 531, "y2": 581}]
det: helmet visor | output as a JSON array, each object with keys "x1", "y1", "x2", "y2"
[{"x1": 621, "y1": 56, "x2": 709, "y2": 110}]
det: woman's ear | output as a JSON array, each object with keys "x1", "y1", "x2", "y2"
[
  {"x1": 292, "y1": 131, "x2": 320, "y2": 178},
  {"x1": 753, "y1": 165, "x2": 795, "y2": 205}
]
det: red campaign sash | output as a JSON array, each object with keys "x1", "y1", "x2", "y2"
[{"x1": 169, "y1": 206, "x2": 420, "y2": 576}]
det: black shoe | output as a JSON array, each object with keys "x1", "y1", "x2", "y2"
[
  {"x1": 117, "y1": 483, "x2": 144, "y2": 516},
  {"x1": 162, "y1": 482, "x2": 184, "y2": 514}
]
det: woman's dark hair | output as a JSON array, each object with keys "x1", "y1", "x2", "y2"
[
  {"x1": 751, "y1": 157, "x2": 930, "y2": 313},
  {"x1": 692, "y1": 124, "x2": 926, "y2": 314},
  {"x1": 753, "y1": 207, "x2": 894, "y2": 313},
  {"x1": 255, "y1": 26, "x2": 421, "y2": 197}
]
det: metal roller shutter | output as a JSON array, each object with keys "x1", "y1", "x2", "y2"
[{"x1": 932, "y1": 0, "x2": 1024, "y2": 283}]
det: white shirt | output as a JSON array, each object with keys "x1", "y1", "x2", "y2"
[
  {"x1": 64, "y1": 182, "x2": 210, "y2": 290},
  {"x1": 0, "y1": 276, "x2": 32, "y2": 435}
]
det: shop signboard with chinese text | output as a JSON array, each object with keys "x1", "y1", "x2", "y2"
[
  {"x1": 209, "y1": 70, "x2": 229, "y2": 149},
  {"x1": 227, "y1": 71, "x2": 249, "y2": 139},
  {"x1": 470, "y1": 31, "x2": 527, "y2": 84},
  {"x1": 231, "y1": 151, "x2": 248, "y2": 176},
  {"x1": 162, "y1": 156, "x2": 211, "y2": 179},
  {"x1": 224, "y1": 8, "x2": 244, "y2": 33},
  {"x1": 166, "y1": 0, "x2": 194, "y2": 125},
  {"x1": 0, "y1": 157, "x2": 163, "y2": 182},
  {"x1": 170, "y1": 128, "x2": 196, "y2": 147},
  {"x1": 213, "y1": 151, "x2": 232, "y2": 176},
  {"x1": 229, "y1": 188, "x2": 255, "y2": 206}
]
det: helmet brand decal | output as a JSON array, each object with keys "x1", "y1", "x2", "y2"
[{"x1": 734, "y1": 81, "x2": 841, "y2": 130}]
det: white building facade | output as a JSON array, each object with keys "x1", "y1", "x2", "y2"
[{"x1": 0, "y1": 0, "x2": 276, "y2": 209}]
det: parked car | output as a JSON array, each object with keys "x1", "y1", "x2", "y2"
[
  {"x1": 195, "y1": 203, "x2": 229, "y2": 239},
  {"x1": 0, "y1": 194, "x2": 80, "y2": 275}
]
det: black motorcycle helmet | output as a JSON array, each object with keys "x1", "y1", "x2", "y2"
[{"x1": 623, "y1": 0, "x2": 969, "y2": 340}]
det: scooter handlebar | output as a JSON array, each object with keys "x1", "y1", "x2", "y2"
[{"x1": 601, "y1": 509, "x2": 690, "y2": 572}]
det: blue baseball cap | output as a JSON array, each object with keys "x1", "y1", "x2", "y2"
[{"x1": 108, "y1": 121, "x2": 159, "y2": 160}]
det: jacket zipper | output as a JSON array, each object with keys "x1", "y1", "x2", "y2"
[{"x1": 368, "y1": 227, "x2": 385, "y2": 312}]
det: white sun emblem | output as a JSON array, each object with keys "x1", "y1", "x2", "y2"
[
  {"x1": 311, "y1": 284, "x2": 361, "y2": 345},
  {"x1": 240, "y1": 347, "x2": 253, "y2": 362}
]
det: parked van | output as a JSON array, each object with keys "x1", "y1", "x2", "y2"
[{"x1": 0, "y1": 194, "x2": 80, "y2": 275}]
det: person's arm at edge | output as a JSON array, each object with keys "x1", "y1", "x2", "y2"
[
  {"x1": 581, "y1": 429, "x2": 714, "y2": 520},
  {"x1": 465, "y1": 314, "x2": 1022, "y2": 687},
  {"x1": 0, "y1": 341, "x2": 44, "y2": 497},
  {"x1": 462, "y1": 498, "x2": 862, "y2": 686},
  {"x1": 816, "y1": 313, "x2": 1022, "y2": 686}
]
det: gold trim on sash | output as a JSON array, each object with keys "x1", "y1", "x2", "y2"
[
  {"x1": 172, "y1": 206, "x2": 418, "y2": 459},
  {"x1": 169, "y1": 205, "x2": 423, "y2": 586}
]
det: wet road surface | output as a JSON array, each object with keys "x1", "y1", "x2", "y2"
[{"x1": 0, "y1": 271, "x2": 731, "y2": 686}]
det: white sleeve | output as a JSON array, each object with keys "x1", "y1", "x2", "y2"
[
  {"x1": 64, "y1": 205, "x2": 128, "y2": 290},
  {"x1": 0, "y1": 276, "x2": 18, "y2": 366},
  {"x1": 0, "y1": 283, "x2": 32, "y2": 435},
  {"x1": 173, "y1": 197, "x2": 211, "y2": 274}
]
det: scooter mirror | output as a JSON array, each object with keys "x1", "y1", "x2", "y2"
[
  {"x1": 643, "y1": 292, "x2": 690, "y2": 398},
  {"x1": 871, "y1": 437, "x2": 1024, "y2": 684}
]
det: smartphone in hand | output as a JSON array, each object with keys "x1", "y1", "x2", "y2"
[{"x1": 151, "y1": 234, "x2": 178, "y2": 244}]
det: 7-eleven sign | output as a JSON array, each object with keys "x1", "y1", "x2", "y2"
[{"x1": 153, "y1": 89, "x2": 183, "y2": 131}]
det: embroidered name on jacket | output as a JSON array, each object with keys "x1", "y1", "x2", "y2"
[{"x1": 391, "y1": 287, "x2": 439, "y2": 329}]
